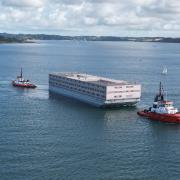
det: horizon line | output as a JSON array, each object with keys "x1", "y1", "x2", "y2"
[{"x1": 1, "y1": 32, "x2": 180, "y2": 39}]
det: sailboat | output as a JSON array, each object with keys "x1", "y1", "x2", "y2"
[{"x1": 162, "y1": 66, "x2": 167, "y2": 75}]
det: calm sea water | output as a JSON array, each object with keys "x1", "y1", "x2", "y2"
[{"x1": 1, "y1": 41, "x2": 180, "y2": 180}]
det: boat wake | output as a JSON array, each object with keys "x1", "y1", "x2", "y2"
[{"x1": 25, "y1": 85, "x2": 49, "y2": 100}]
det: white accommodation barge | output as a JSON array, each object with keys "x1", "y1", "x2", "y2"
[{"x1": 49, "y1": 72, "x2": 141, "y2": 107}]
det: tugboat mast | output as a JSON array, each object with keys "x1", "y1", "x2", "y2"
[
  {"x1": 154, "y1": 82, "x2": 164, "y2": 102},
  {"x1": 20, "y1": 68, "x2": 23, "y2": 78},
  {"x1": 159, "y1": 82, "x2": 163, "y2": 96}
]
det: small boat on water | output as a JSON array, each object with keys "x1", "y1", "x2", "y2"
[
  {"x1": 162, "y1": 66, "x2": 167, "y2": 75},
  {"x1": 137, "y1": 82, "x2": 180, "y2": 123},
  {"x1": 12, "y1": 68, "x2": 37, "y2": 88}
]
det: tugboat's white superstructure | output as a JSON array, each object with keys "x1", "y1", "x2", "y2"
[
  {"x1": 12, "y1": 68, "x2": 36, "y2": 88},
  {"x1": 151, "y1": 101, "x2": 178, "y2": 114},
  {"x1": 148, "y1": 82, "x2": 178, "y2": 114}
]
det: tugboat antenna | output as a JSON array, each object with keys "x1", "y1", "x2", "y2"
[
  {"x1": 159, "y1": 81, "x2": 164, "y2": 101},
  {"x1": 20, "y1": 68, "x2": 22, "y2": 78},
  {"x1": 159, "y1": 81, "x2": 162, "y2": 96},
  {"x1": 154, "y1": 82, "x2": 164, "y2": 102}
]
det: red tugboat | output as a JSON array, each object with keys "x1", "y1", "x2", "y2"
[
  {"x1": 137, "y1": 82, "x2": 180, "y2": 123},
  {"x1": 12, "y1": 68, "x2": 37, "y2": 88}
]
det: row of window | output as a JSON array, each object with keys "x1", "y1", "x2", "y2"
[
  {"x1": 50, "y1": 81, "x2": 106, "y2": 99},
  {"x1": 114, "y1": 85, "x2": 134, "y2": 89},
  {"x1": 113, "y1": 95, "x2": 133, "y2": 99},
  {"x1": 126, "y1": 85, "x2": 134, "y2": 88},
  {"x1": 108, "y1": 90, "x2": 140, "y2": 94},
  {"x1": 50, "y1": 75, "x2": 106, "y2": 90},
  {"x1": 114, "y1": 86, "x2": 122, "y2": 89},
  {"x1": 50, "y1": 78, "x2": 105, "y2": 94},
  {"x1": 114, "y1": 95, "x2": 122, "y2": 98}
]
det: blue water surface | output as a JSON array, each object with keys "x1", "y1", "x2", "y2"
[{"x1": 1, "y1": 40, "x2": 180, "y2": 180}]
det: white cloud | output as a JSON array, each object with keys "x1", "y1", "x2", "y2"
[
  {"x1": 1, "y1": 0, "x2": 44, "y2": 8},
  {"x1": 0, "y1": 0, "x2": 180, "y2": 36}
]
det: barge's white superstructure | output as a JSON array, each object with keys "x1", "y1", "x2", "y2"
[{"x1": 49, "y1": 72, "x2": 141, "y2": 107}]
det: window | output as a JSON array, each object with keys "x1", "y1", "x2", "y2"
[{"x1": 126, "y1": 85, "x2": 134, "y2": 88}]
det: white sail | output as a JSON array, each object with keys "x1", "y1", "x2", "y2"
[{"x1": 162, "y1": 66, "x2": 167, "y2": 75}]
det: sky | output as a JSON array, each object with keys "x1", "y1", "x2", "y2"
[{"x1": 0, "y1": 0, "x2": 180, "y2": 37}]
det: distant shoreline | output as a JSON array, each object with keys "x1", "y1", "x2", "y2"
[
  {"x1": 0, "y1": 41, "x2": 34, "y2": 44},
  {"x1": 1, "y1": 33, "x2": 180, "y2": 44}
]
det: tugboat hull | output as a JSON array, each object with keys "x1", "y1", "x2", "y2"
[
  {"x1": 137, "y1": 111, "x2": 180, "y2": 123},
  {"x1": 12, "y1": 81, "x2": 36, "y2": 88}
]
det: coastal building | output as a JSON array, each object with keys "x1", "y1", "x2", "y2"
[{"x1": 49, "y1": 72, "x2": 141, "y2": 107}]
